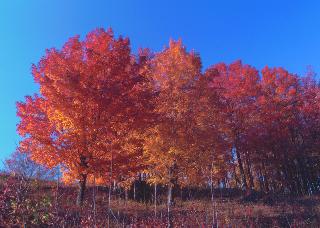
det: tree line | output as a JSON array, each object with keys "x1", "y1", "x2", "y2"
[{"x1": 16, "y1": 28, "x2": 320, "y2": 210}]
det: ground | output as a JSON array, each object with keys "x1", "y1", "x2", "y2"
[{"x1": 0, "y1": 175, "x2": 319, "y2": 227}]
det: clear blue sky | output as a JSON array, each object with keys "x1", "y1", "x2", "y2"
[{"x1": 1, "y1": 0, "x2": 320, "y2": 165}]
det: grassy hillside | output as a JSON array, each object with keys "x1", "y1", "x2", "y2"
[{"x1": 0, "y1": 173, "x2": 319, "y2": 227}]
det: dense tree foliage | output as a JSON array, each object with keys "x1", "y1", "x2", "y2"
[
  {"x1": 17, "y1": 28, "x2": 153, "y2": 205},
  {"x1": 16, "y1": 28, "x2": 320, "y2": 210}
]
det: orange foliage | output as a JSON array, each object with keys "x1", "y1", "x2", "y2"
[{"x1": 17, "y1": 28, "x2": 152, "y2": 190}]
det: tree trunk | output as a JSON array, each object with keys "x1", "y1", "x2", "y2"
[
  {"x1": 167, "y1": 184, "x2": 173, "y2": 228},
  {"x1": 167, "y1": 163, "x2": 176, "y2": 228},
  {"x1": 245, "y1": 155, "x2": 255, "y2": 190},
  {"x1": 210, "y1": 171, "x2": 216, "y2": 227},
  {"x1": 108, "y1": 152, "x2": 113, "y2": 228},
  {"x1": 76, "y1": 173, "x2": 87, "y2": 206},
  {"x1": 262, "y1": 162, "x2": 270, "y2": 192},
  {"x1": 133, "y1": 181, "x2": 136, "y2": 201},
  {"x1": 235, "y1": 148, "x2": 248, "y2": 190},
  {"x1": 258, "y1": 168, "x2": 264, "y2": 192},
  {"x1": 233, "y1": 165, "x2": 241, "y2": 188},
  {"x1": 55, "y1": 171, "x2": 60, "y2": 215},
  {"x1": 125, "y1": 189, "x2": 128, "y2": 202},
  {"x1": 93, "y1": 177, "x2": 97, "y2": 227},
  {"x1": 154, "y1": 183, "x2": 157, "y2": 218}
]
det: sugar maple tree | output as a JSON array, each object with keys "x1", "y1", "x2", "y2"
[
  {"x1": 205, "y1": 61, "x2": 260, "y2": 191},
  {"x1": 143, "y1": 40, "x2": 202, "y2": 218},
  {"x1": 16, "y1": 28, "x2": 320, "y2": 214},
  {"x1": 17, "y1": 28, "x2": 152, "y2": 205},
  {"x1": 190, "y1": 68, "x2": 232, "y2": 188},
  {"x1": 256, "y1": 67, "x2": 307, "y2": 193}
]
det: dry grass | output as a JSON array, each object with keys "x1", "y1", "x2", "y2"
[
  {"x1": 89, "y1": 194, "x2": 320, "y2": 227},
  {"x1": 1, "y1": 175, "x2": 319, "y2": 227}
]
